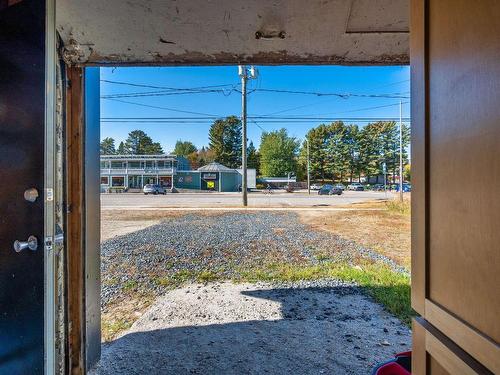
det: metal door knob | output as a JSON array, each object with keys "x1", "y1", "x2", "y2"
[{"x1": 13, "y1": 235, "x2": 38, "y2": 252}]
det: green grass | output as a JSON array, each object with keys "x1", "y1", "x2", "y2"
[
  {"x1": 154, "y1": 276, "x2": 174, "y2": 287},
  {"x1": 314, "y1": 251, "x2": 332, "y2": 262},
  {"x1": 102, "y1": 318, "x2": 133, "y2": 340},
  {"x1": 171, "y1": 269, "x2": 198, "y2": 283},
  {"x1": 236, "y1": 261, "x2": 414, "y2": 326},
  {"x1": 122, "y1": 279, "x2": 138, "y2": 290},
  {"x1": 197, "y1": 270, "x2": 221, "y2": 283},
  {"x1": 153, "y1": 269, "x2": 221, "y2": 288}
]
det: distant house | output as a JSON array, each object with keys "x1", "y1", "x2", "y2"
[
  {"x1": 100, "y1": 156, "x2": 256, "y2": 192},
  {"x1": 100, "y1": 154, "x2": 190, "y2": 190},
  {"x1": 176, "y1": 162, "x2": 256, "y2": 192}
]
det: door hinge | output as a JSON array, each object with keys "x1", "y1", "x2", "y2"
[
  {"x1": 46, "y1": 188, "x2": 54, "y2": 202},
  {"x1": 45, "y1": 236, "x2": 53, "y2": 251}
]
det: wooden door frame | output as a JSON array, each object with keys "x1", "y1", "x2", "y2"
[
  {"x1": 64, "y1": 64, "x2": 101, "y2": 375},
  {"x1": 65, "y1": 66, "x2": 86, "y2": 375}
]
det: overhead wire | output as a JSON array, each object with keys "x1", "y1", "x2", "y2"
[
  {"x1": 100, "y1": 79, "x2": 237, "y2": 91},
  {"x1": 103, "y1": 98, "x2": 222, "y2": 117},
  {"x1": 100, "y1": 79, "x2": 411, "y2": 126},
  {"x1": 101, "y1": 79, "x2": 408, "y2": 99},
  {"x1": 249, "y1": 88, "x2": 409, "y2": 99}
]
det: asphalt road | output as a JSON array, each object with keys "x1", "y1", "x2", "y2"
[{"x1": 101, "y1": 190, "x2": 389, "y2": 209}]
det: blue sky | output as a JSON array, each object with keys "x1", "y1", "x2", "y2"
[{"x1": 100, "y1": 65, "x2": 410, "y2": 153}]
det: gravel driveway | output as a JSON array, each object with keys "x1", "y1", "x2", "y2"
[
  {"x1": 97, "y1": 211, "x2": 411, "y2": 374},
  {"x1": 101, "y1": 212, "x2": 407, "y2": 307},
  {"x1": 91, "y1": 281, "x2": 411, "y2": 375}
]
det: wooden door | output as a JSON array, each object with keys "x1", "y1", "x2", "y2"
[{"x1": 411, "y1": 0, "x2": 500, "y2": 373}]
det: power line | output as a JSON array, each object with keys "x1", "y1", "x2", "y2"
[
  {"x1": 101, "y1": 87, "x2": 408, "y2": 99},
  {"x1": 256, "y1": 101, "x2": 410, "y2": 118},
  {"x1": 101, "y1": 117, "x2": 411, "y2": 123},
  {"x1": 101, "y1": 88, "x2": 238, "y2": 99},
  {"x1": 257, "y1": 90, "x2": 409, "y2": 117},
  {"x1": 249, "y1": 119, "x2": 266, "y2": 132},
  {"x1": 101, "y1": 79, "x2": 409, "y2": 99},
  {"x1": 101, "y1": 115, "x2": 411, "y2": 120},
  {"x1": 100, "y1": 79, "x2": 237, "y2": 91},
  {"x1": 101, "y1": 117, "x2": 412, "y2": 121},
  {"x1": 103, "y1": 98, "x2": 222, "y2": 117},
  {"x1": 368, "y1": 79, "x2": 410, "y2": 90},
  {"x1": 250, "y1": 88, "x2": 409, "y2": 99},
  {"x1": 306, "y1": 101, "x2": 411, "y2": 116}
]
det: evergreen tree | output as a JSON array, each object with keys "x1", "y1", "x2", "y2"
[
  {"x1": 208, "y1": 116, "x2": 242, "y2": 168},
  {"x1": 100, "y1": 137, "x2": 116, "y2": 155},
  {"x1": 358, "y1": 123, "x2": 383, "y2": 181},
  {"x1": 299, "y1": 121, "x2": 410, "y2": 183},
  {"x1": 173, "y1": 140, "x2": 197, "y2": 156},
  {"x1": 325, "y1": 121, "x2": 350, "y2": 182},
  {"x1": 123, "y1": 130, "x2": 163, "y2": 155},
  {"x1": 117, "y1": 141, "x2": 126, "y2": 154},
  {"x1": 303, "y1": 124, "x2": 331, "y2": 181},
  {"x1": 247, "y1": 141, "x2": 260, "y2": 174},
  {"x1": 344, "y1": 124, "x2": 360, "y2": 183}
]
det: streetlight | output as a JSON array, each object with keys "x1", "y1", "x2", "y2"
[{"x1": 238, "y1": 65, "x2": 258, "y2": 207}]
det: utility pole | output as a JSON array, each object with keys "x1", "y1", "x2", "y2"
[
  {"x1": 238, "y1": 65, "x2": 257, "y2": 207},
  {"x1": 306, "y1": 138, "x2": 310, "y2": 195},
  {"x1": 399, "y1": 100, "x2": 404, "y2": 202}
]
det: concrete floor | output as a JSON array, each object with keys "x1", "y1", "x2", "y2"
[
  {"x1": 101, "y1": 190, "x2": 389, "y2": 209},
  {"x1": 91, "y1": 282, "x2": 411, "y2": 375}
]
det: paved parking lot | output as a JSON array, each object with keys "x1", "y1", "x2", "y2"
[{"x1": 101, "y1": 190, "x2": 389, "y2": 209}]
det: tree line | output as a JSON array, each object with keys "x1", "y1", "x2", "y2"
[
  {"x1": 299, "y1": 121, "x2": 410, "y2": 183},
  {"x1": 100, "y1": 116, "x2": 410, "y2": 182},
  {"x1": 100, "y1": 130, "x2": 163, "y2": 155}
]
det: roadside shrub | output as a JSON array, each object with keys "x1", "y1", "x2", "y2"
[{"x1": 386, "y1": 197, "x2": 411, "y2": 215}]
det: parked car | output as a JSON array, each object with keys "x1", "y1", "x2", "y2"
[
  {"x1": 372, "y1": 184, "x2": 386, "y2": 191},
  {"x1": 318, "y1": 184, "x2": 342, "y2": 195},
  {"x1": 395, "y1": 183, "x2": 412, "y2": 192},
  {"x1": 347, "y1": 182, "x2": 364, "y2": 191},
  {"x1": 310, "y1": 183, "x2": 322, "y2": 191},
  {"x1": 143, "y1": 184, "x2": 167, "y2": 195},
  {"x1": 334, "y1": 183, "x2": 345, "y2": 191}
]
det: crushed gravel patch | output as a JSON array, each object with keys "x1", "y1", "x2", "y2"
[{"x1": 101, "y1": 211, "x2": 407, "y2": 308}]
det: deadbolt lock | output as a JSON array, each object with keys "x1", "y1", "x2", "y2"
[{"x1": 24, "y1": 188, "x2": 39, "y2": 202}]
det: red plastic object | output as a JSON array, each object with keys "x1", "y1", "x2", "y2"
[
  {"x1": 372, "y1": 351, "x2": 412, "y2": 375},
  {"x1": 374, "y1": 362, "x2": 411, "y2": 375}
]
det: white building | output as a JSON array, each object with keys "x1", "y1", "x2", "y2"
[{"x1": 100, "y1": 154, "x2": 190, "y2": 191}]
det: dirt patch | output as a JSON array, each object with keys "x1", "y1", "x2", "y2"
[
  {"x1": 91, "y1": 281, "x2": 411, "y2": 375},
  {"x1": 298, "y1": 200, "x2": 411, "y2": 268}
]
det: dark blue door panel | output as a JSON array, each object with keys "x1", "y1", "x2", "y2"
[{"x1": 0, "y1": 1, "x2": 46, "y2": 374}]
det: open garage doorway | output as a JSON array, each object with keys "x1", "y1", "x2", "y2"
[
  {"x1": 91, "y1": 65, "x2": 413, "y2": 374},
  {"x1": 2, "y1": 1, "x2": 498, "y2": 374}
]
